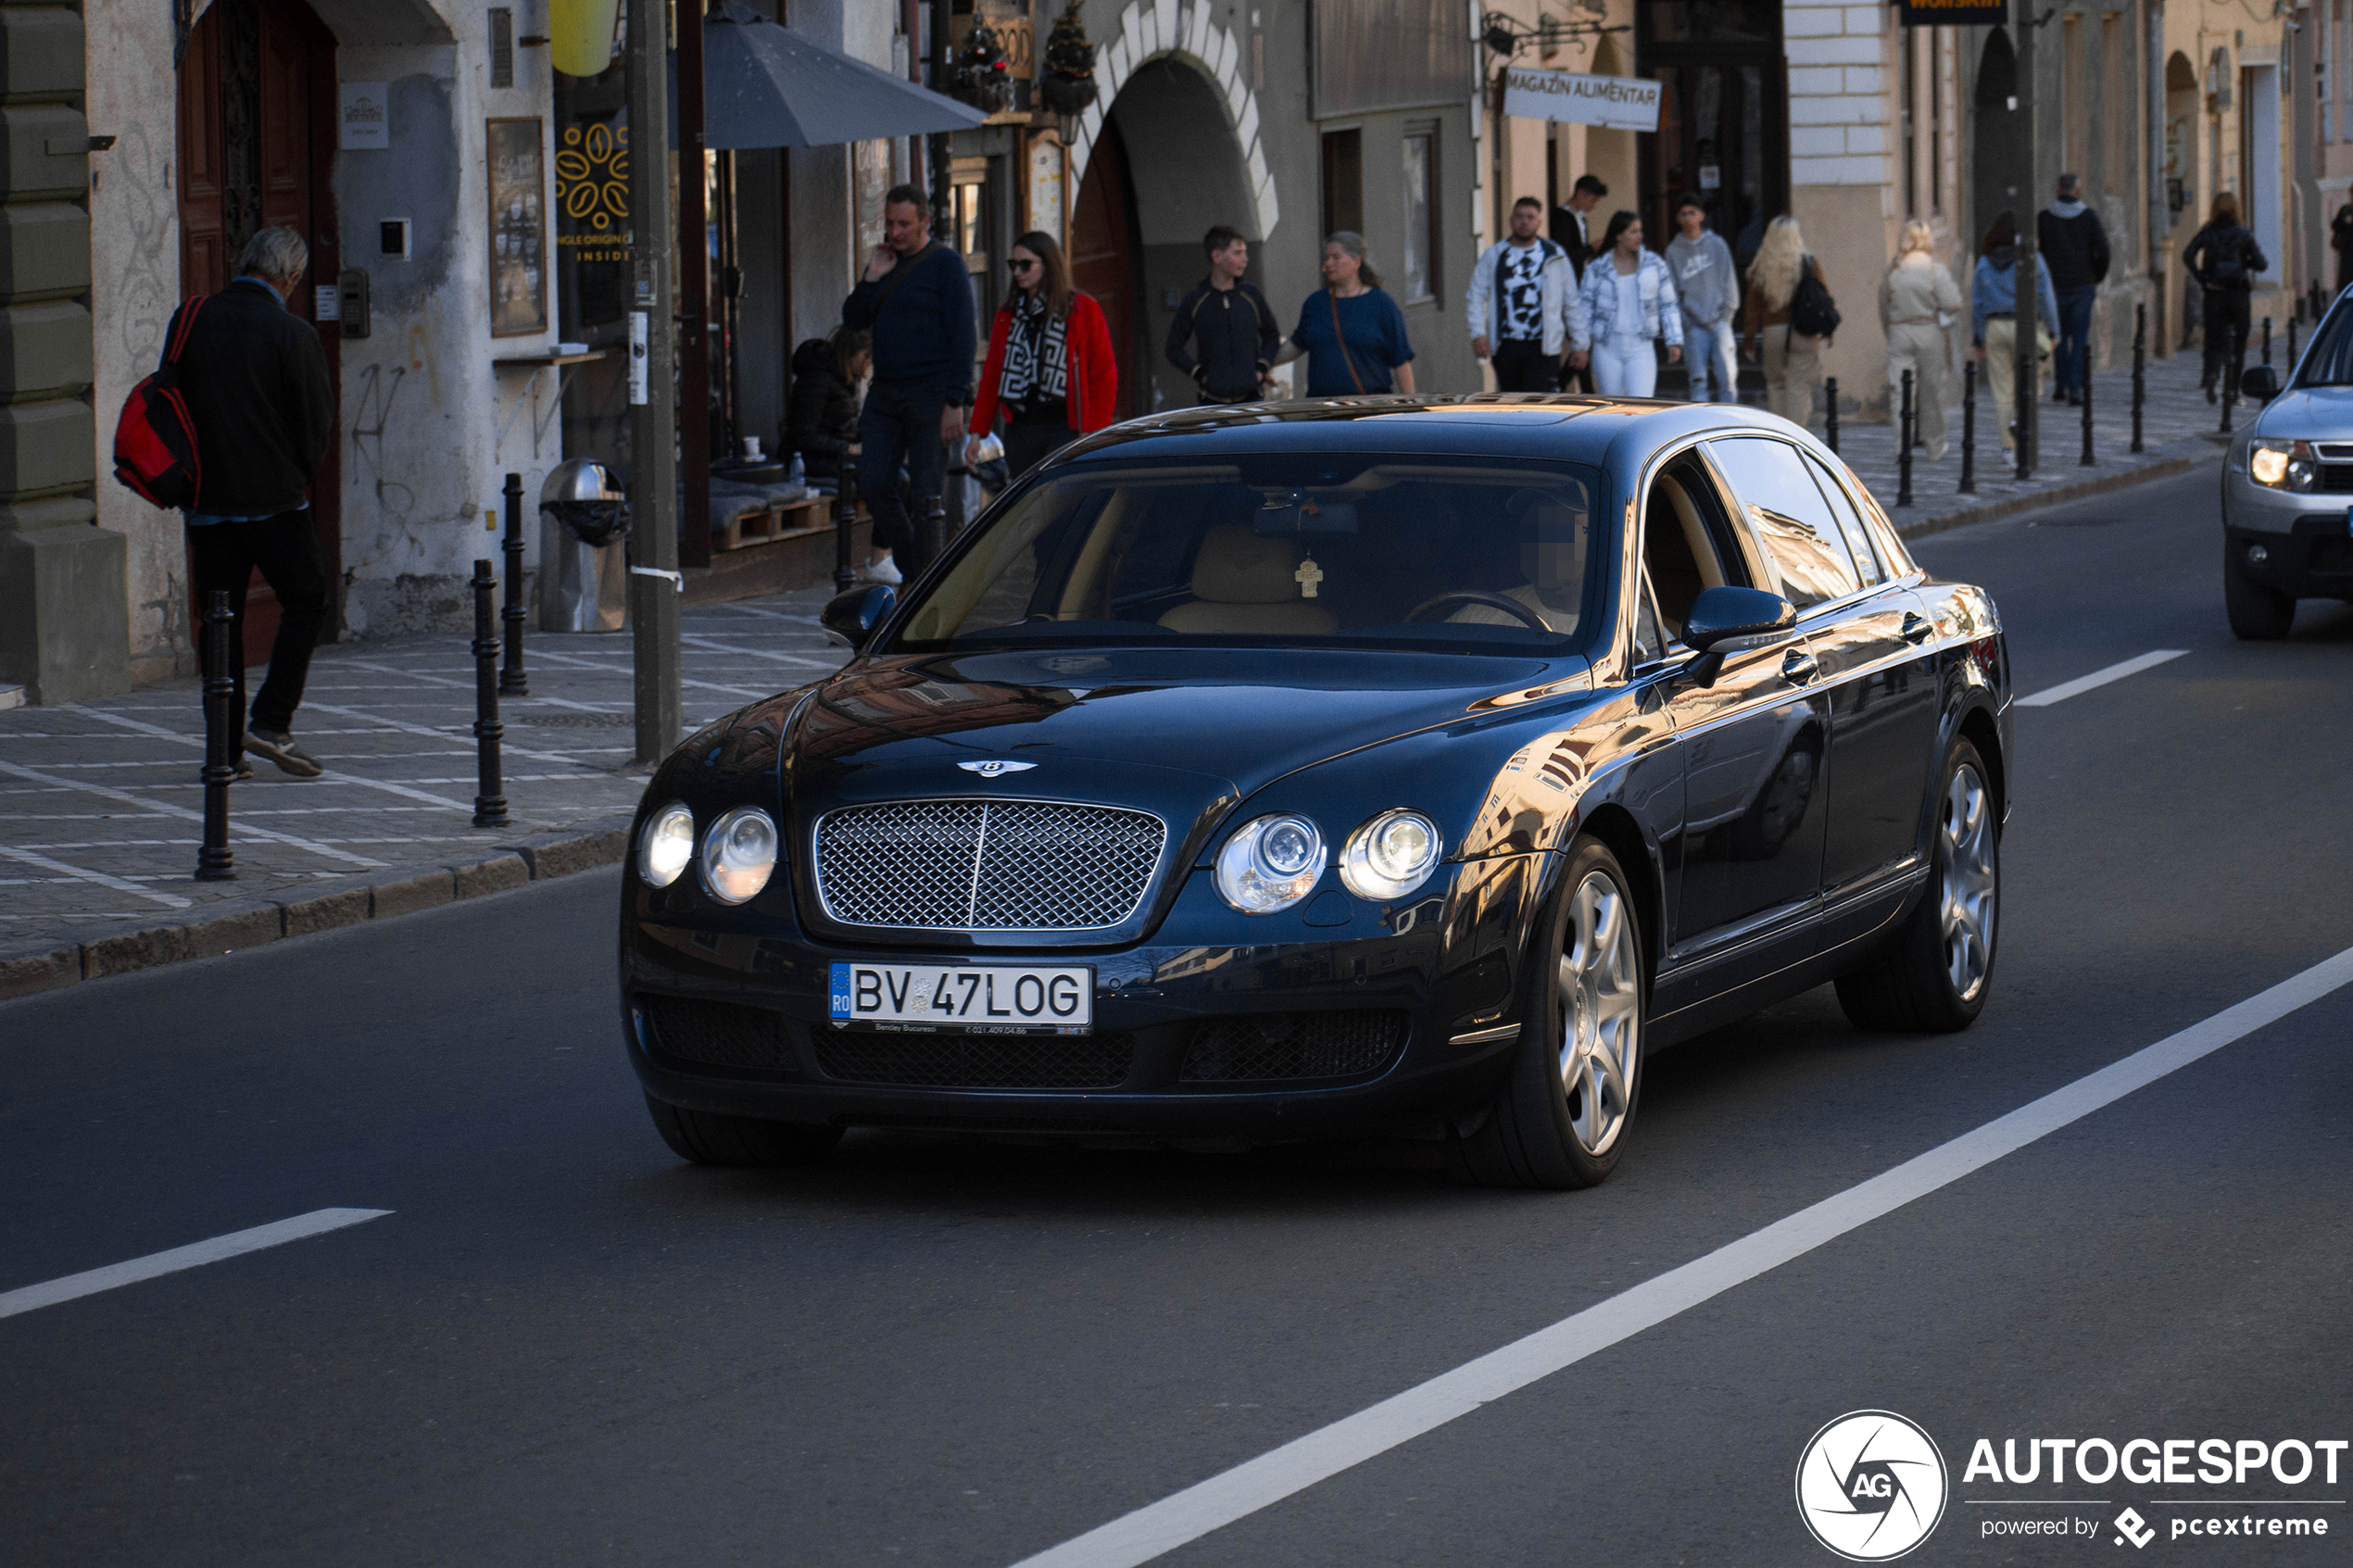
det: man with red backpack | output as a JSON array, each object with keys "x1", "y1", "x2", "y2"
[{"x1": 168, "y1": 227, "x2": 335, "y2": 778}]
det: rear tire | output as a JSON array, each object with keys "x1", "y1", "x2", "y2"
[
  {"x1": 644, "y1": 1094, "x2": 843, "y2": 1167},
  {"x1": 1453, "y1": 836, "x2": 1644, "y2": 1190},
  {"x1": 1835, "y1": 738, "x2": 1998, "y2": 1034},
  {"x1": 2223, "y1": 545, "x2": 2296, "y2": 639}
]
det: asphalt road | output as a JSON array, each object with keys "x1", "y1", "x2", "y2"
[{"x1": 5, "y1": 462, "x2": 2349, "y2": 1567}]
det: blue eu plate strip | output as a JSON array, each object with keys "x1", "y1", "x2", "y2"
[{"x1": 829, "y1": 962, "x2": 852, "y2": 1019}]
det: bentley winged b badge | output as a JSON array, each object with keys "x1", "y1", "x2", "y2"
[{"x1": 957, "y1": 759, "x2": 1037, "y2": 779}]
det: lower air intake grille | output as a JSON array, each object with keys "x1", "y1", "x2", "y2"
[
  {"x1": 643, "y1": 996, "x2": 799, "y2": 1074},
  {"x1": 1179, "y1": 1011, "x2": 1408, "y2": 1083},
  {"x1": 815, "y1": 1030, "x2": 1136, "y2": 1089}
]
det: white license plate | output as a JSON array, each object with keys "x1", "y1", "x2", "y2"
[{"x1": 828, "y1": 962, "x2": 1094, "y2": 1034}]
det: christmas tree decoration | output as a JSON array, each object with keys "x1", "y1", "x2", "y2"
[
  {"x1": 1039, "y1": 2, "x2": 1099, "y2": 115},
  {"x1": 949, "y1": 20, "x2": 1015, "y2": 115}
]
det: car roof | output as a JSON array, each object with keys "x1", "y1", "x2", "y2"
[{"x1": 1049, "y1": 394, "x2": 1804, "y2": 470}]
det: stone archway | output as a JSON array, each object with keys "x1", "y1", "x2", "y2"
[
  {"x1": 1969, "y1": 28, "x2": 2021, "y2": 254},
  {"x1": 1068, "y1": 0, "x2": 1279, "y2": 414}
]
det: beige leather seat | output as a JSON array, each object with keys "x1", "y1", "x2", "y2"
[{"x1": 1158, "y1": 525, "x2": 1340, "y2": 634}]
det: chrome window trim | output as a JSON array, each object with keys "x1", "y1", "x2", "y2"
[{"x1": 808, "y1": 796, "x2": 1172, "y2": 934}]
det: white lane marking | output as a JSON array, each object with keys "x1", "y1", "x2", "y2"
[
  {"x1": 0, "y1": 1208, "x2": 392, "y2": 1320},
  {"x1": 64, "y1": 705, "x2": 476, "y2": 811},
  {"x1": 2016, "y1": 648, "x2": 2188, "y2": 708},
  {"x1": 1011, "y1": 946, "x2": 2353, "y2": 1568},
  {"x1": 524, "y1": 646, "x2": 775, "y2": 701},
  {"x1": 298, "y1": 700, "x2": 590, "y2": 768},
  {"x1": 0, "y1": 760, "x2": 388, "y2": 869},
  {"x1": 0, "y1": 842, "x2": 193, "y2": 908},
  {"x1": 678, "y1": 632, "x2": 837, "y2": 670}
]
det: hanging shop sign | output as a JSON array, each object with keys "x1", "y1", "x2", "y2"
[
  {"x1": 1893, "y1": 0, "x2": 2009, "y2": 24},
  {"x1": 487, "y1": 118, "x2": 550, "y2": 337},
  {"x1": 1501, "y1": 68, "x2": 1660, "y2": 132}
]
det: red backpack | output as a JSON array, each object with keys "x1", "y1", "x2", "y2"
[{"x1": 112, "y1": 296, "x2": 206, "y2": 508}]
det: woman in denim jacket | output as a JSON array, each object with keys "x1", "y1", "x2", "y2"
[{"x1": 1567, "y1": 211, "x2": 1683, "y2": 397}]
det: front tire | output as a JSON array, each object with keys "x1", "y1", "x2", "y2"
[
  {"x1": 1835, "y1": 738, "x2": 1998, "y2": 1033},
  {"x1": 2223, "y1": 542, "x2": 2296, "y2": 639},
  {"x1": 645, "y1": 1094, "x2": 843, "y2": 1167},
  {"x1": 1453, "y1": 837, "x2": 1644, "y2": 1190}
]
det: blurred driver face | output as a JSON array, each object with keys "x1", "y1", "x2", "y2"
[{"x1": 1517, "y1": 501, "x2": 1588, "y2": 592}]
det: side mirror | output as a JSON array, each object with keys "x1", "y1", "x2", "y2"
[
  {"x1": 2241, "y1": 365, "x2": 2281, "y2": 403},
  {"x1": 820, "y1": 583, "x2": 896, "y2": 650},
  {"x1": 1680, "y1": 584, "x2": 1797, "y2": 688}
]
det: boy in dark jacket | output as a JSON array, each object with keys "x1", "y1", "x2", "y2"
[
  {"x1": 2183, "y1": 192, "x2": 2268, "y2": 401},
  {"x1": 784, "y1": 328, "x2": 868, "y2": 483},
  {"x1": 174, "y1": 225, "x2": 336, "y2": 778},
  {"x1": 1165, "y1": 227, "x2": 1279, "y2": 403},
  {"x1": 2036, "y1": 174, "x2": 2110, "y2": 405}
]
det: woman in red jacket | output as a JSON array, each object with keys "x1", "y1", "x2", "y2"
[{"x1": 968, "y1": 231, "x2": 1117, "y2": 479}]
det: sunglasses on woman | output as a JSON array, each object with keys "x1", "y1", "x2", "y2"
[{"x1": 1008, "y1": 257, "x2": 1039, "y2": 274}]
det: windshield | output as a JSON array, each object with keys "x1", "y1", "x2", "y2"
[
  {"x1": 887, "y1": 454, "x2": 1606, "y2": 654},
  {"x1": 2296, "y1": 302, "x2": 2353, "y2": 387}
]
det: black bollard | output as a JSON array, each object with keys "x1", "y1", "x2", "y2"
[
  {"x1": 471, "y1": 559, "x2": 509, "y2": 829},
  {"x1": 2079, "y1": 362, "x2": 2095, "y2": 466},
  {"x1": 1823, "y1": 377, "x2": 1839, "y2": 453},
  {"x1": 2131, "y1": 304, "x2": 2146, "y2": 454},
  {"x1": 1958, "y1": 359, "x2": 1977, "y2": 494},
  {"x1": 2312, "y1": 280, "x2": 2326, "y2": 320},
  {"x1": 195, "y1": 589, "x2": 236, "y2": 882},
  {"x1": 2221, "y1": 326, "x2": 2239, "y2": 434},
  {"x1": 499, "y1": 471, "x2": 528, "y2": 696},
  {"x1": 2261, "y1": 316, "x2": 2272, "y2": 365},
  {"x1": 1896, "y1": 370, "x2": 1914, "y2": 507},
  {"x1": 2288, "y1": 316, "x2": 2298, "y2": 374},
  {"x1": 831, "y1": 463, "x2": 859, "y2": 595}
]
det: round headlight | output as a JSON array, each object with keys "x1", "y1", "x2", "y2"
[
  {"x1": 1340, "y1": 809, "x2": 1444, "y2": 901},
  {"x1": 1214, "y1": 813, "x2": 1326, "y2": 913},
  {"x1": 638, "y1": 802, "x2": 695, "y2": 887},
  {"x1": 699, "y1": 805, "x2": 779, "y2": 904}
]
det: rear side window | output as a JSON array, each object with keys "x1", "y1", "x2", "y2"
[
  {"x1": 1800, "y1": 451, "x2": 1882, "y2": 587},
  {"x1": 1705, "y1": 436, "x2": 1864, "y2": 608}
]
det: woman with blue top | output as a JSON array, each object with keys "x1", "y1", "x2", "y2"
[
  {"x1": 1276, "y1": 232, "x2": 1416, "y2": 396},
  {"x1": 1568, "y1": 211, "x2": 1682, "y2": 397},
  {"x1": 1968, "y1": 210, "x2": 2059, "y2": 457}
]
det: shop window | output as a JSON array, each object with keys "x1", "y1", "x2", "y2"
[
  {"x1": 1401, "y1": 126, "x2": 1438, "y2": 302},
  {"x1": 1321, "y1": 128, "x2": 1362, "y2": 238}
]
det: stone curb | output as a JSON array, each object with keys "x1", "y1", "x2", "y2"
[
  {"x1": 0, "y1": 816, "x2": 636, "y2": 1003},
  {"x1": 1886, "y1": 442, "x2": 2220, "y2": 542}
]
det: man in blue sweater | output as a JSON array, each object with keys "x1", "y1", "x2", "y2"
[{"x1": 842, "y1": 185, "x2": 976, "y2": 582}]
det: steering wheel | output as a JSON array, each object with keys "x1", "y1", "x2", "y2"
[{"x1": 1403, "y1": 590, "x2": 1551, "y2": 631}]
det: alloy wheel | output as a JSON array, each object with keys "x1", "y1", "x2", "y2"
[
  {"x1": 1556, "y1": 870, "x2": 1641, "y2": 1155},
  {"x1": 1940, "y1": 762, "x2": 1996, "y2": 1001}
]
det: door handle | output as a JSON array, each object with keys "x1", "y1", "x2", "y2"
[
  {"x1": 1901, "y1": 612, "x2": 1934, "y2": 645},
  {"x1": 1780, "y1": 648, "x2": 1819, "y2": 684}
]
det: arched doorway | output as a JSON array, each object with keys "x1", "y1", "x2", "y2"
[
  {"x1": 177, "y1": 0, "x2": 343, "y2": 659},
  {"x1": 2166, "y1": 50, "x2": 2200, "y2": 345},
  {"x1": 1070, "y1": 117, "x2": 1145, "y2": 419},
  {"x1": 1970, "y1": 28, "x2": 2022, "y2": 253}
]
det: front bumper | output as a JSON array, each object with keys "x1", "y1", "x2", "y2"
[
  {"x1": 619, "y1": 859, "x2": 1553, "y2": 1140},
  {"x1": 2222, "y1": 470, "x2": 2353, "y2": 598}
]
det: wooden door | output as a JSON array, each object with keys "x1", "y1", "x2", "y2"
[
  {"x1": 177, "y1": 0, "x2": 341, "y2": 666},
  {"x1": 1069, "y1": 117, "x2": 1144, "y2": 419}
]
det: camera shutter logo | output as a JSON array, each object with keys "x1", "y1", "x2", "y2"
[{"x1": 1795, "y1": 1410, "x2": 1949, "y2": 1561}]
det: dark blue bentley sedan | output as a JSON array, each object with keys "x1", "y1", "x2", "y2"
[{"x1": 619, "y1": 396, "x2": 2011, "y2": 1188}]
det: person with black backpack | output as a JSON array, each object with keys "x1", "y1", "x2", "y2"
[
  {"x1": 2183, "y1": 192, "x2": 2268, "y2": 402},
  {"x1": 1739, "y1": 216, "x2": 1839, "y2": 432}
]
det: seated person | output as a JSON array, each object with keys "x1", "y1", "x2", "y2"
[{"x1": 1448, "y1": 489, "x2": 1589, "y2": 633}]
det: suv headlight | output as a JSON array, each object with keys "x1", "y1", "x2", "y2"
[
  {"x1": 2249, "y1": 439, "x2": 2318, "y2": 492},
  {"x1": 638, "y1": 802, "x2": 695, "y2": 887},
  {"x1": 699, "y1": 805, "x2": 779, "y2": 903},
  {"x1": 1340, "y1": 809, "x2": 1444, "y2": 902},
  {"x1": 1214, "y1": 813, "x2": 1325, "y2": 913}
]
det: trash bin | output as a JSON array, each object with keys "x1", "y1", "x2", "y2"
[{"x1": 537, "y1": 458, "x2": 629, "y2": 633}]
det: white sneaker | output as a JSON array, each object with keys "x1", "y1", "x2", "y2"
[{"x1": 860, "y1": 557, "x2": 903, "y2": 585}]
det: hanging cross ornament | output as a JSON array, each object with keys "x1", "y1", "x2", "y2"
[{"x1": 1295, "y1": 556, "x2": 1326, "y2": 598}]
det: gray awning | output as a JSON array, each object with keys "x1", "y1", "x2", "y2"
[{"x1": 672, "y1": 2, "x2": 988, "y2": 151}]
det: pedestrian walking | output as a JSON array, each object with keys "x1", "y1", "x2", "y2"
[
  {"x1": 1276, "y1": 232, "x2": 1416, "y2": 396},
  {"x1": 784, "y1": 325, "x2": 867, "y2": 483},
  {"x1": 2037, "y1": 174, "x2": 2110, "y2": 406},
  {"x1": 1881, "y1": 220, "x2": 1964, "y2": 461},
  {"x1": 2183, "y1": 192, "x2": 2267, "y2": 403},
  {"x1": 171, "y1": 226, "x2": 335, "y2": 780},
  {"x1": 1165, "y1": 226, "x2": 1280, "y2": 405},
  {"x1": 969, "y1": 231, "x2": 1116, "y2": 480},
  {"x1": 1568, "y1": 211, "x2": 1683, "y2": 397},
  {"x1": 1666, "y1": 193, "x2": 1738, "y2": 402},
  {"x1": 842, "y1": 183, "x2": 975, "y2": 584},
  {"x1": 1740, "y1": 215, "x2": 1833, "y2": 430},
  {"x1": 1468, "y1": 196, "x2": 1573, "y2": 392},
  {"x1": 1552, "y1": 173, "x2": 1606, "y2": 391},
  {"x1": 1969, "y1": 211, "x2": 2059, "y2": 455}
]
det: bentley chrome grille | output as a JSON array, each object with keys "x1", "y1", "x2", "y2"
[{"x1": 813, "y1": 799, "x2": 1166, "y2": 931}]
